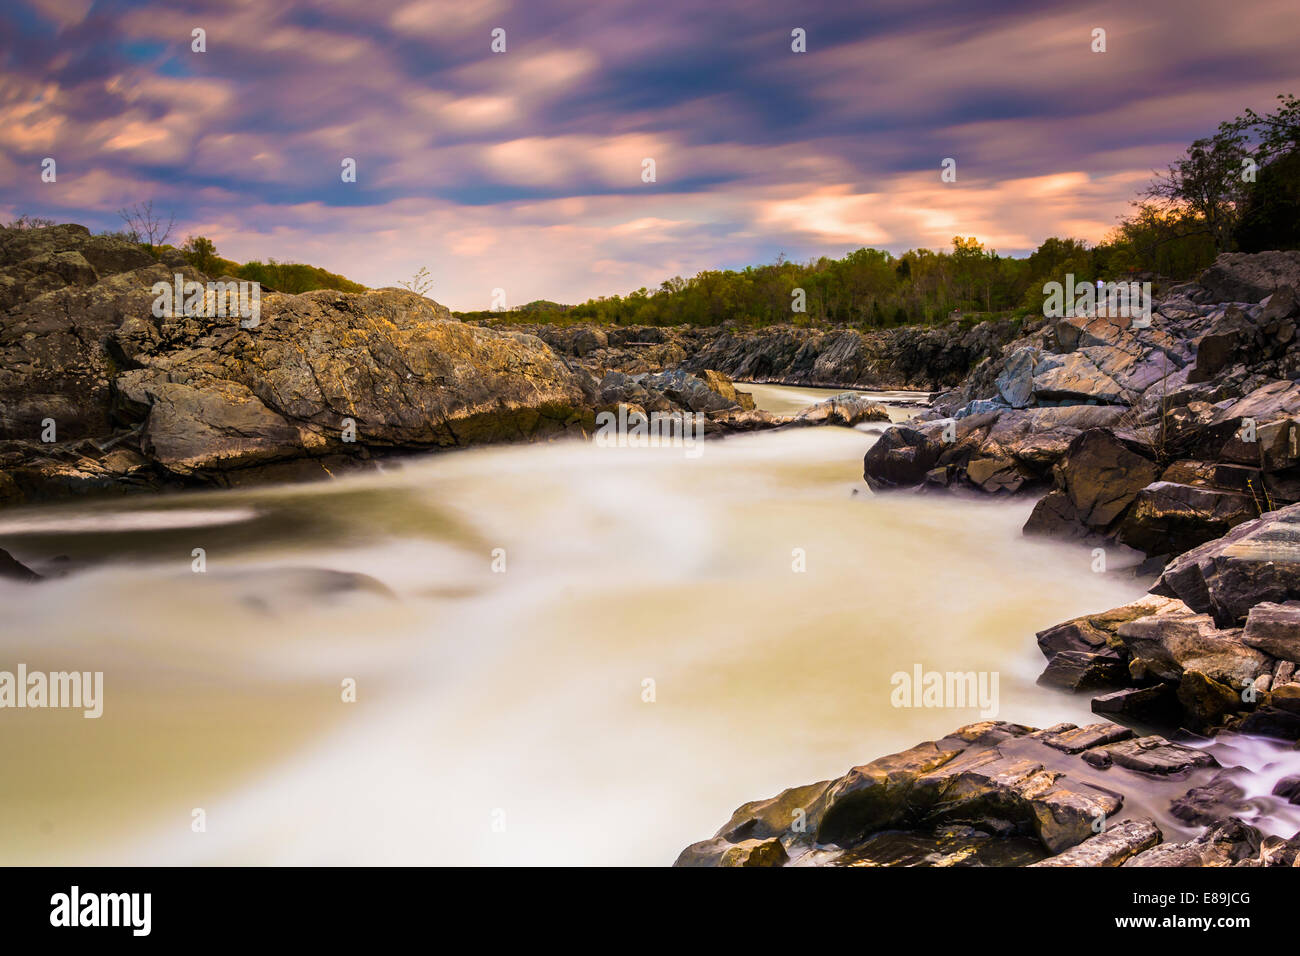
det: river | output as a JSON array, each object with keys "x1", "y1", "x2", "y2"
[{"x1": 0, "y1": 386, "x2": 1276, "y2": 864}]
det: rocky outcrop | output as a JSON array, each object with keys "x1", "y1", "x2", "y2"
[
  {"x1": 0, "y1": 224, "x2": 773, "y2": 506},
  {"x1": 508, "y1": 318, "x2": 1021, "y2": 392},
  {"x1": 675, "y1": 720, "x2": 1299, "y2": 867},
  {"x1": 864, "y1": 253, "x2": 1300, "y2": 564},
  {"x1": 1197, "y1": 251, "x2": 1300, "y2": 304},
  {"x1": 1031, "y1": 503, "x2": 1300, "y2": 738}
]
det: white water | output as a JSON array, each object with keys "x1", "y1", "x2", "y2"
[{"x1": 0, "y1": 392, "x2": 1226, "y2": 864}]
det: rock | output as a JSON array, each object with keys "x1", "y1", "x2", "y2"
[
  {"x1": 696, "y1": 369, "x2": 755, "y2": 410},
  {"x1": 1116, "y1": 602, "x2": 1270, "y2": 686},
  {"x1": 0, "y1": 546, "x2": 40, "y2": 582},
  {"x1": 1272, "y1": 775, "x2": 1300, "y2": 804},
  {"x1": 678, "y1": 721, "x2": 1230, "y2": 867},
  {"x1": 113, "y1": 290, "x2": 594, "y2": 474},
  {"x1": 1154, "y1": 501, "x2": 1300, "y2": 626},
  {"x1": 995, "y1": 346, "x2": 1038, "y2": 407},
  {"x1": 1060, "y1": 429, "x2": 1160, "y2": 530},
  {"x1": 1036, "y1": 722, "x2": 1134, "y2": 753},
  {"x1": 1124, "y1": 818, "x2": 1270, "y2": 867},
  {"x1": 964, "y1": 456, "x2": 1025, "y2": 494},
  {"x1": 1082, "y1": 735, "x2": 1217, "y2": 775},
  {"x1": 1090, "y1": 684, "x2": 1180, "y2": 724},
  {"x1": 1171, "y1": 772, "x2": 1250, "y2": 826},
  {"x1": 862, "y1": 426, "x2": 941, "y2": 491},
  {"x1": 630, "y1": 369, "x2": 742, "y2": 414},
  {"x1": 1176, "y1": 670, "x2": 1249, "y2": 729},
  {"x1": 1118, "y1": 482, "x2": 1259, "y2": 557},
  {"x1": 1030, "y1": 351, "x2": 1130, "y2": 405},
  {"x1": 1197, "y1": 250, "x2": 1300, "y2": 303},
  {"x1": 1037, "y1": 650, "x2": 1128, "y2": 691},
  {"x1": 1188, "y1": 306, "x2": 1255, "y2": 383},
  {"x1": 791, "y1": 393, "x2": 890, "y2": 427},
  {"x1": 1241, "y1": 601, "x2": 1300, "y2": 661},
  {"x1": 1028, "y1": 819, "x2": 1161, "y2": 867},
  {"x1": 719, "y1": 838, "x2": 788, "y2": 867}
]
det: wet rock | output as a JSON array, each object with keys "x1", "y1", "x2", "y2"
[
  {"x1": 0, "y1": 546, "x2": 40, "y2": 582},
  {"x1": 1171, "y1": 771, "x2": 1250, "y2": 826},
  {"x1": 1271, "y1": 775, "x2": 1300, "y2": 804},
  {"x1": 1091, "y1": 684, "x2": 1180, "y2": 724},
  {"x1": 1124, "y1": 818, "x2": 1267, "y2": 867},
  {"x1": 1028, "y1": 819, "x2": 1161, "y2": 867},
  {"x1": 1036, "y1": 722, "x2": 1134, "y2": 754},
  {"x1": 862, "y1": 426, "x2": 941, "y2": 491},
  {"x1": 1037, "y1": 650, "x2": 1128, "y2": 691},
  {"x1": 1177, "y1": 670, "x2": 1249, "y2": 729},
  {"x1": 1082, "y1": 735, "x2": 1217, "y2": 775},
  {"x1": 790, "y1": 393, "x2": 890, "y2": 427},
  {"x1": 678, "y1": 721, "x2": 1230, "y2": 868}
]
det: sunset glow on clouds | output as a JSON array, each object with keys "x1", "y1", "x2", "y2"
[{"x1": 2, "y1": 0, "x2": 1298, "y2": 308}]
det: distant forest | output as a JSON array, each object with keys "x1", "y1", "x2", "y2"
[{"x1": 462, "y1": 93, "x2": 1300, "y2": 328}]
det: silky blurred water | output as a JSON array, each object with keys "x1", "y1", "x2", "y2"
[{"x1": 0, "y1": 388, "x2": 1197, "y2": 864}]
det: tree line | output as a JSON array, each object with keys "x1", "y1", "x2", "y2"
[{"x1": 465, "y1": 93, "x2": 1299, "y2": 329}]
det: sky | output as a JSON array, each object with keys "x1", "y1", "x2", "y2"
[{"x1": 2, "y1": 0, "x2": 1299, "y2": 310}]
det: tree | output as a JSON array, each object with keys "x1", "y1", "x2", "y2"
[
  {"x1": 1220, "y1": 93, "x2": 1300, "y2": 163},
  {"x1": 1143, "y1": 132, "x2": 1249, "y2": 253},
  {"x1": 181, "y1": 236, "x2": 219, "y2": 274},
  {"x1": 118, "y1": 200, "x2": 175, "y2": 251}
]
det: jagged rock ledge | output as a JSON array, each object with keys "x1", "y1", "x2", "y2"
[{"x1": 675, "y1": 720, "x2": 1300, "y2": 867}]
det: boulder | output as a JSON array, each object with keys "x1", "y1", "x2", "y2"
[
  {"x1": 1116, "y1": 603, "x2": 1270, "y2": 686},
  {"x1": 862, "y1": 426, "x2": 941, "y2": 490},
  {"x1": 791, "y1": 393, "x2": 890, "y2": 427},
  {"x1": 1154, "y1": 501, "x2": 1300, "y2": 626},
  {"x1": 1197, "y1": 250, "x2": 1300, "y2": 303},
  {"x1": 1241, "y1": 601, "x2": 1300, "y2": 661},
  {"x1": 1117, "y1": 481, "x2": 1258, "y2": 557}
]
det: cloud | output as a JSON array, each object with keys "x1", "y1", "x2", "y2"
[{"x1": 3, "y1": 0, "x2": 1298, "y2": 308}]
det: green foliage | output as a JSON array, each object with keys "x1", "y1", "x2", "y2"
[
  {"x1": 459, "y1": 235, "x2": 1151, "y2": 329},
  {"x1": 225, "y1": 257, "x2": 367, "y2": 294},
  {"x1": 176, "y1": 235, "x2": 366, "y2": 293},
  {"x1": 1234, "y1": 148, "x2": 1300, "y2": 252}
]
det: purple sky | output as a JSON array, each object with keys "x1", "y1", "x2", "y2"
[{"x1": 3, "y1": 0, "x2": 1298, "y2": 309}]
